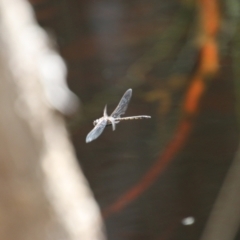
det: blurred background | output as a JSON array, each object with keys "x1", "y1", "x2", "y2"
[{"x1": 1, "y1": 0, "x2": 240, "y2": 239}]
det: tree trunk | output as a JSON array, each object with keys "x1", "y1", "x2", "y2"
[{"x1": 0, "y1": 0, "x2": 105, "y2": 239}]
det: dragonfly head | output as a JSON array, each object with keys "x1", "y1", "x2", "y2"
[{"x1": 93, "y1": 119, "x2": 99, "y2": 126}]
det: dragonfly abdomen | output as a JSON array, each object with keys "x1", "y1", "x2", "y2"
[{"x1": 115, "y1": 115, "x2": 151, "y2": 121}]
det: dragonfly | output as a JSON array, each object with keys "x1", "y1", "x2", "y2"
[{"x1": 86, "y1": 89, "x2": 151, "y2": 143}]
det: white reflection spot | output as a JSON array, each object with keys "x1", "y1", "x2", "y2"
[{"x1": 181, "y1": 217, "x2": 195, "y2": 225}]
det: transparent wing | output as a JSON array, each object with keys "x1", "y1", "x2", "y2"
[
  {"x1": 86, "y1": 118, "x2": 107, "y2": 143},
  {"x1": 111, "y1": 89, "x2": 132, "y2": 118}
]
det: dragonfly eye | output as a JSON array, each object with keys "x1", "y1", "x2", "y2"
[{"x1": 93, "y1": 119, "x2": 98, "y2": 126}]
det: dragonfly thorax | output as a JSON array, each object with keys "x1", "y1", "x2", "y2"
[{"x1": 93, "y1": 116, "x2": 115, "y2": 126}]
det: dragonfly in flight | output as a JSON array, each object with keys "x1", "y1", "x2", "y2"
[{"x1": 86, "y1": 89, "x2": 151, "y2": 143}]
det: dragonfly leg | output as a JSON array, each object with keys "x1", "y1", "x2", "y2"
[{"x1": 108, "y1": 117, "x2": 116, "y2": 131}]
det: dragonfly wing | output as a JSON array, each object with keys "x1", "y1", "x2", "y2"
[
  {"x1": 86, "y1": 118, "x2": 107, "y2": 143},
  {"x1": 111, "y1": 89, "x2": 132, "y2": 118}
]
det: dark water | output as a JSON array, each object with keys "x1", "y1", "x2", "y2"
[{"x1": 33, "y1": 0, "x2": 240, "y2": 239}]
